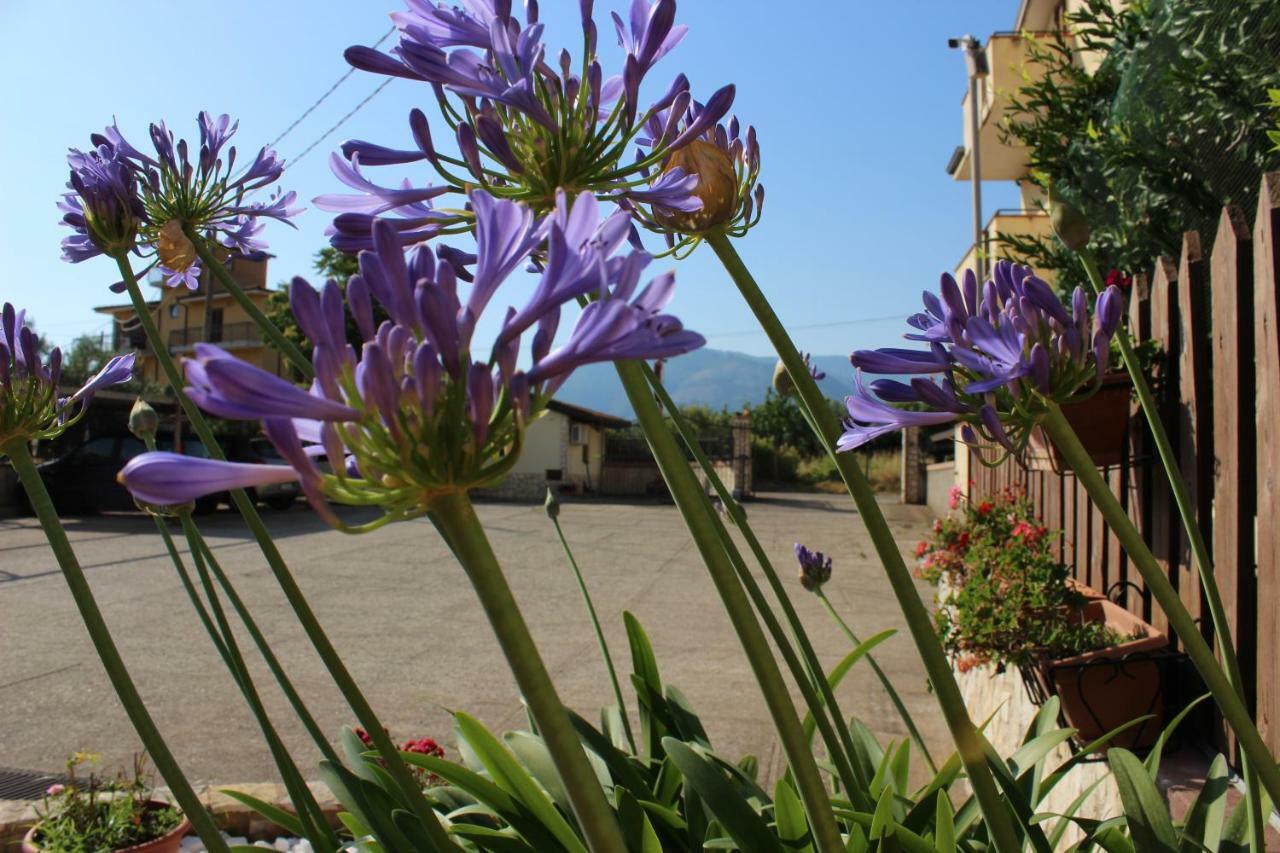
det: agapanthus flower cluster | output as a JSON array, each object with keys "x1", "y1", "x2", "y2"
[
  {"x1": 61, "y1": 113, "x2": 301, "y2": 290},
  {"x1": 323, "y1": 0, "x2": 736, "y2": 251},
  {"x1": 0, "y1": 304, "x2": 135, "y2": 448},
  {"x1": 119, "y1": 190, "x2": 703, "y2": 527},
  {"x1": 794, "y1": 543, "x2": 832, "y2": 592},
  {"x1": 839, "y1": 260, "x2": 1123, "y2": 455}
]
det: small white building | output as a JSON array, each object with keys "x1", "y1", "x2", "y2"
[{"x1": 479, "y1": 400, "x2": 632, "y2": 500}]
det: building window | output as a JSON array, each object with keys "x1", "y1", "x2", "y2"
[
  {"x1": 169, "y1": 304, "x2": 180, "y2": 319},
  {"x1": 209, "y1": 309, "x2": 224, "y2": 343}
]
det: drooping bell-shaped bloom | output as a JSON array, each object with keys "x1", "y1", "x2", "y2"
[
  {"x1": 0, "y1": 303, "x2": 135, "y2": 448},
  {"x1": 323, "y1": 0, "x2": 733, "y2": 249},
  {"x1": 62, "y1": 113, "x2": 302, "y2": 289},
  {"x1": 839, "y1": 260, "x2": 1123, "y2": 456},
  {"x1": 119, "y1": 190, "x2": 704, "y2": 525}
]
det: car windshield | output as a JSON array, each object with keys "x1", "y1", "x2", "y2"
[{"x1": 151, "y1": 436, "x2": 210, "y2": 458}]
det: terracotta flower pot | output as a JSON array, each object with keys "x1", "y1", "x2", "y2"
[
  {"x1": 1032, "y1": 599, "x2": 1169, "y2": 751},
  {"x1": 1027, "y1": 372, "x2": 1132, "y2": 471},
  {"x1": 22, "y1": 801, "x2": 191, "y2": 853}
]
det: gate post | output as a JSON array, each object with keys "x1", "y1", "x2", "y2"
[
  {"x1": 901, "y1": 426, "x2": 926, "y2": 504},
  {"x1": 731, "y1": 408, "x2": 753, "y2": 500}
]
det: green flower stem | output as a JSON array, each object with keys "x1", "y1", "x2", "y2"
[
  {"x1": 3, "y1": 440, "x2": 229, "y2": 853},
  {"x1": 1042, "y1": 404, "x2": 1280, "y2": 807},
  {"x1": 548, "y1": 511, "x2": 636, "y2": 755},
  {"x1": 183, "y1": 225, "x2": 314, "y2": 381},
  {"x1": 705, "y1": 231, "x2": 1022, "y2": 853},
  {"x1": 613, "y1": 358, "x2": 846, "y2": 851},
  {"x1": 114, "y1": 255, "x2": 455, "y2": 848},
  {"x1": 428, "y1": 491, "x2": 626, "y2": 853},
  {"x1": 814, "y1": 588, "x2": 935, "y2": 771},
  {"x1": 641, "y1": 364, "x2": 870, "y2": 800},
  {"x1": 1077, "y1": 249, "x2": 1265, "y2": 849},
  {"x1": 179, "y1": 517, "x2": 339, "y2": 850}
]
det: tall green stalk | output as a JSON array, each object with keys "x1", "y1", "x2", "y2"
[
  {"x1": 114, "y1": 254, "x2": 455, "y2": 847},
  {"x1": 547, "y1": 506, "x2": 636, "y2": 754},
  {"x1": 428, "y1": 491, "x2": 626, "y2": 852},
  {"x1": 183, "y1": 225, "x2": 314, "y2": 381},
  {"x1": 642, "y1": 364, "x2": 872, "y2": 796},
  {"x1": 1076, "y1": 248, "x2": 1266, "y2": 847},
  {"x1": 705, "y1": 232, "x2": 1022, "y2": 853},
  {"x1": 1041, "y1": 405, "x2": 1280, "y2": 811},
  {"x1": 613, "y1": 358, "x2": 846, "y2": 851},
  {"x1": 179, "y1": 517, "x2": 339, "y2": 850},
  {"x1": 4, "y1": 441, "x2": 229, "y2": 853}
]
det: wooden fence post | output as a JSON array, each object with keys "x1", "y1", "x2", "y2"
[
  {"x1": 1148, "y1": 257, "x2": 1179, "y2": 637},
  {"x1": 1210, "y1": 205, "x2": 1256, "y2": 758},
  {"x1": 1253, "y1": 173, "x2": 1280, "y2": 754},
  {"x1": 1176, "y1": 232, "x2": 1212, "y2": 641}
]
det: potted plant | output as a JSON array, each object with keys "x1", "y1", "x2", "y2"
[
  {"x1": 1026, "y1": 371, "x2": 1132, "y2": 470},
  {"x1": 22, "y1": 754, "x2": 190, "y2": 853},
  {"x1": 917, "y1": 489, "x2": 1170, "y2": 750}
]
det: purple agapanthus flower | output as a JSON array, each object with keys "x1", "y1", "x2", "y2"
[
  {"x1": 63, "y1": 113, "x2": 302, "y2": 288},
  {"x1": 322, "y1": 0, "x2": 731, "y2": 246},
  {"x1": 58, "y1": 141, "x2": 145, "y2": 263},
  {"x1": 0, "y1": 303, "x2": 135, "y2": 448},
  {"x1": 839, "y1": 259, "x2": 1123, "y2": 456},
  {"x1": 119, "y1": 190, "x2": 704, "y2": 525}
]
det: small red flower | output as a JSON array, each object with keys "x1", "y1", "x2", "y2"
[
  {"x1": 915, "y1": 540, "x2": 928, "y2": 557},
  {"x1": 1105, "y1": 268, "x2": 1133, "y2": 288},
  {"x1": 977, "y1": 501, "x2": 993, "y2": 517}
]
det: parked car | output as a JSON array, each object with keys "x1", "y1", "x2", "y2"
[{"x1": 26, "y1": 432, "x2": 298, "y2": 514}]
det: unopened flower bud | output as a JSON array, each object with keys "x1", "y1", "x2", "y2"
[
  {"x1": 772, "y1": 359, "x2": 795, "y2": 397},
  {"x1": 128, "y1": 398, "x2": 159, "y2": 442},
  {"x1": 794, "y1": 543, "x2": 832, "y2": 592},
  {"x1": 544, "y1": 487, "x2": 560, "y2": 520},
  {"x1": 1049, "y1": 189, "x2": 1090, "y2": 252},
  {"x1": 157, "y1": 219, "x2": 198, "y2": 272},
  {"x1": 657, "y1": 140, "x2": 738, "y2": 233}
]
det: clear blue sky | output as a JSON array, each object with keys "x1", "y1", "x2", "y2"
[{"x1": 0, "y1": 0, "x2": 1019, "y2": 366}]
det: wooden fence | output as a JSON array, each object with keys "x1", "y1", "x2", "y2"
[{"x1": 964, "y1": 173, "x2": 1280, "y2": 760}]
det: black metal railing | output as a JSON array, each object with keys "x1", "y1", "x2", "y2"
[{"x1": 169, "y1": 322, "x2": 263, "y2": 349}]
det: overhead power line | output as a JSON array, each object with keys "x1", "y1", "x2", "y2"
[
  {"x1": 285, "y1": 78, "x2": 395, "y2": 170},
  {"x1": 703, "y1": 314, "x2": 905, "y2": 340},
  {"x1": 269, "y1": 26, "x2": 396, "y2": 149}
]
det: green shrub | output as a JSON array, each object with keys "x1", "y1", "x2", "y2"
[{"x1": 32, "y1": 754, "x2": 182, "y2": 853}]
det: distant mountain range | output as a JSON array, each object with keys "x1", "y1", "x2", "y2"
[{"x1": 555, "y1": 349, "x2": 858, "y2": 418}]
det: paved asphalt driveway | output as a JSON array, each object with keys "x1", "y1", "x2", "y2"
[{"x1": 0, "y1": 492, "x2": 946, "y2": 786}]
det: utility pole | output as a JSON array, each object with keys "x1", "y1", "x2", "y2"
[{"x1": 950, "y1": 35, "x2": 989, "y2": 281}]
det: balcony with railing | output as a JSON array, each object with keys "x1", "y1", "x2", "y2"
[
  {"x1": 954, "y1": 208, "x2": 1054, "y2": 281},
  {"x1": 168, "y1": 322, "x2": 264, "y2": 351},
  {"x1": 950, "y1": 32, "x2": 1052, "y2": 182}
]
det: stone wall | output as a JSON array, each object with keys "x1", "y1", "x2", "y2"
[
  {"x1": 473, "y1": 471, "x2": 547, "y2": 502},
  {"x1": 954, "y1": 659, "x2": 1121, "y2": 846}
]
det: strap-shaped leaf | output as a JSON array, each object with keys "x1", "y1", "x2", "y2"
[
  {"x1": 448, "y1": 824, "x2": 538, "y2": 852},
  {"x1": 219, "y1": 788, "x2": 306, "y2": 838},
  {"x1": 934, "y1": 793, "x2": 956, "y2": 853},
  {"x1": 772, "y1": 778, "x2": 814, "y2": 853},
  {"x1": 663, "y1": 738, "x2": 782, "y2": 853},
  {"x1": 567, "y1": 709, "x2": 653, "y2": 795},
  {"x1": 1178, "y1": 753, "x2": 1228, "y2": 852},
  {"x1": 625, "y1": 612, "x2": 666, "y2": 761},
  {"x1": 1108, "y1": 748, "x2": 1179, "y2": 852},
  {"x1": 800, "y1": 629, "x2": 896, "y2": 748},
  {"x1": 614, "y1": 786, "x2": 665, "y2": 853},
  {"x1": 1145, "y1": 694, "x2": 1211, "y2": 779}
]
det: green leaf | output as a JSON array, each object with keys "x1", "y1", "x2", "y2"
[
  {"x1": 614, "y1": 786, "x2": 664, "y2": 853},
  {"x1": 772, "y1": 778, "x2": 814, "y2": 853},
  {"x1": 219, "y1": 789, "x2": 306, "y2": 839},
  {"x1": 1178, "y1": 753, "x2": 1228, "y2": 852},
  {"x1": 452, "y1": 714, "x2": 586, "y2": 853},
  {"x1": 662, "y1": 738, "x2": 782, "y2": 853},
  {"x1": 448, "y1": 824, "x2": 538, "y2": 852},
  {"x1": 320, "y1": 760, "x2": 416, "y2": 852},
  {"x1": 625, "y1": 612, "x2": 666, "y2": 761},
  {"x1": 1107, "y1": 748, "x2": 1179, "y2": 852},
  {"x1": 567, "y1": 710, "x2": 652, "y2": 797},
  {"x1": 868, "y1": 786, "x2": 894, "y2": 840},
  {"x1": 505, "y1": 730, "x2": 611, "y2": 816},
  {"x1": 1144, "y1": 694, "x2": 1210, "y2": 779},
  {"x1": 800, "y1": 629, "x2": 896, "y2": 747},
  {"x1": 935, "y1": 793, "x2": 956, "y2": 853}
]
